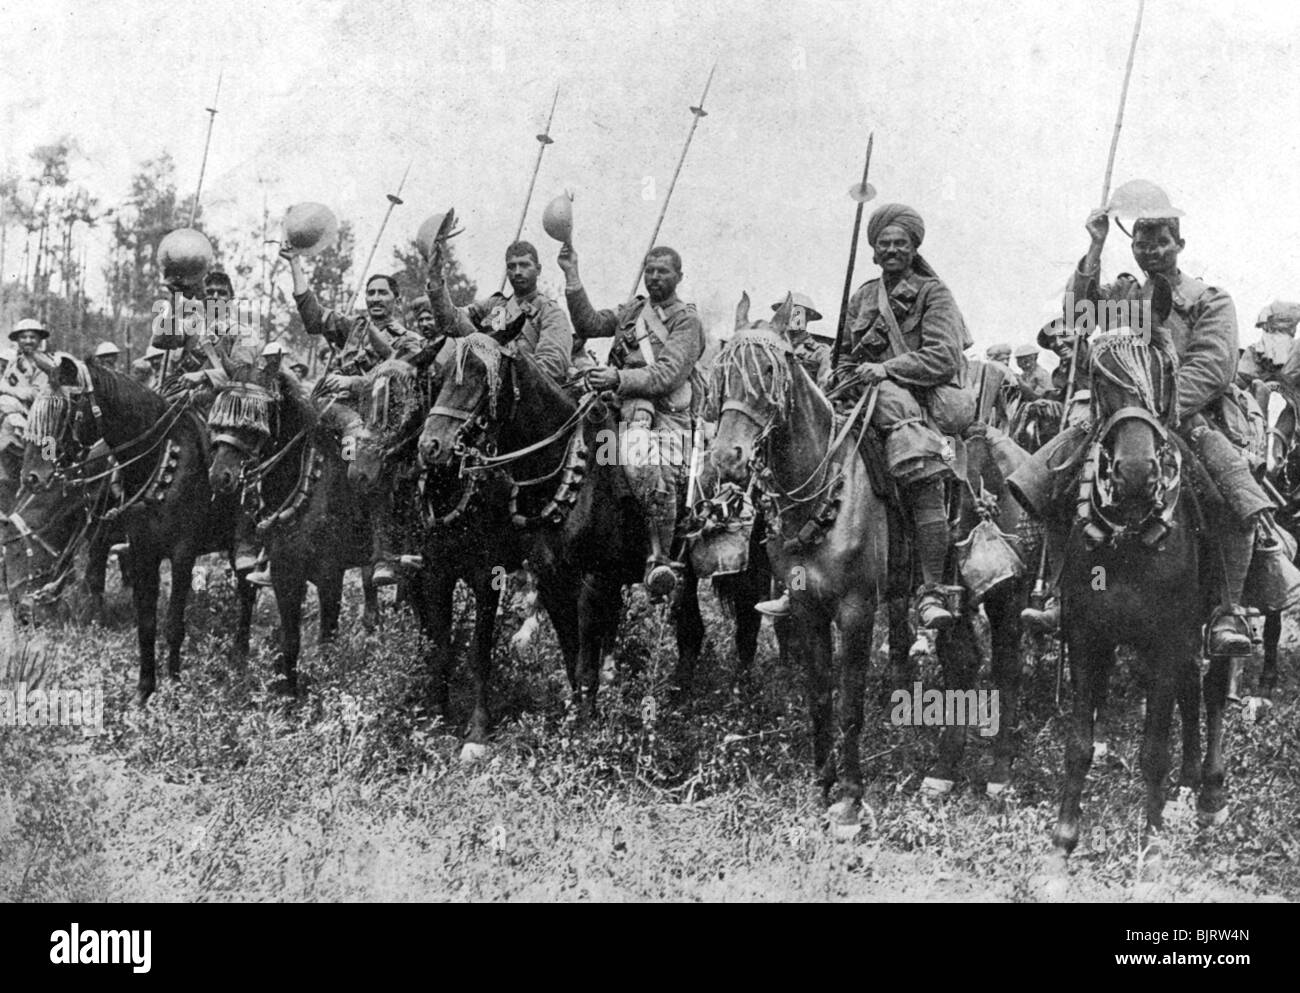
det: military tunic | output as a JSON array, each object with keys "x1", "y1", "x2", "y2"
[
  {"x1": 1015, "y1": 365, "x2": 1054, "y2": 401},
  {"x1": 0, "y1": 355, "x2": 48, "y2": 404},
  {"x1": 295, "y1": 289, "x2": 419, "y2": 379},
  {"x1": 790, "y1": 331, "x2": 831, "y2": 388},
  {"x1": 430, "y1": 286, "x2": 573, "y2": 383}
]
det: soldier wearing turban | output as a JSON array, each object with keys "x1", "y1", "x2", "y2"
[{"x1": 814, "y1": 203, "x2": 974, "y2": 629}]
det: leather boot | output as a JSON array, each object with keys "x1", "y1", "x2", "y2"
[
  {"x1": 1208, "y1": 521, "x2": 1255, "y2": 657},
  {"x1": 644, "y1": 488, "x2": 682, "y2": 602},
  {"x1": 912, "y1": 479, "x2": 954, "y2": 630},
  {"x1": 754, "y1": 581, "x2": 791, "y2": 617}
]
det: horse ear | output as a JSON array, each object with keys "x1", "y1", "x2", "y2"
[
  {"x1": 58, "y1": 355, "x2": 80, "y2": 385},
  {"x1": 735, "y1": 292, "x2": 751, "y2": 330},
  {"x1": 770, "y1": 292, "x2": 795, "y2": 337}
]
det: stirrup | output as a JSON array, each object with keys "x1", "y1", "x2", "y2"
[
  {"x1": 246, "y1": 562, "x2": 273, "y2": 587},
  {"x1": 754, "y1": 592, "x2": 791, "y2": 618},
  {"x1": 1206, "y1": 606, "x2": 1253, "y2": 658}
]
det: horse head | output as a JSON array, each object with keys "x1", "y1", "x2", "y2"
[
  {"x1": 207, "y1": 365, "x2": 285, "y2": 495},
  {"x1": 418, "y1": 334, "x2": 508, "y2": 469},
  {"x1": 709, "y1": 292, "x2": 799, "y2": 485},
  {"x1": 21, "y1": 353, "x2": 99, "y2": 491},
  {"x1": 1088, "y1": 277, "x2": 1178, "y2": 518},
  {"x1": 352, "y1": 355, "x2": 437, "y2": 489}
]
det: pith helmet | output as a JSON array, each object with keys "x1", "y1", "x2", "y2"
[
  {"x1": 1106, "y1": 179, "x2": 1185, "y2": 220},
  {"x1": 542, "y1": 191, "x2": 574, "y2": 243},
  {"x1": 94, "y1": 341, "x2": 121, "y2": 357},
  {"x1": 157, "y1": 228, "x2": 214, "y2": 283},
  {"x1": 771, "y1": 293, "x2": 823, "y2": 322},
  {"x1": 261, "y1": 341, "x2": 286, "y2": 358},
  {"x1": 1014, "y1": 343, "x2": 1039, "y2": 359},
  {"x1": 283, "y1": 202, "x2": 339, "y2": 258},
  {"x1": 9, "y1": 317, "x2": 48, "y2": 341}
]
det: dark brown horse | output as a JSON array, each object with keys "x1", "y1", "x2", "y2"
[
  {"x1": 710, "y1": 294, "x2": 889, "y2": 836},
  {"x1": 1049, "y1": 321, "x2": 1229, "y2": 872},
  {"x1": 353, "y1": 349, "x2": 527, "y2": 761},
  {"x1": 208, "y1": 365, "x2": 377, "y2": 695},
  {"x1": 418, "y1": 334, "x2": 707, "y2": 719},
  {"x1": 20, "y1": 357, "x2": 253, "y2": 702}
]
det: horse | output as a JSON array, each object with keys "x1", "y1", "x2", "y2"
[
  {"x1": 418, "y1": 333, "x2": 708, "y2": 719},
  {"x1": 709, "y1": 294, "x2": 890, "y2": 835},
  {"x1": 19, "y1": 356, "x2": 254, "y2": 703},
  {"x1": 207, "y1": 364, "x2": 377, "y2": 695},
  {"x1": 351, "y1": 348, "x2": 528, "y2": 760},
  {"x1": 1048, "y1": 315, "x2": 1230, "y2": 871}
]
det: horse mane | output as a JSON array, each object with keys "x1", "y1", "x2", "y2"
[{"x1": 87, "y1": 362, "x2": 166, "y2": 425}]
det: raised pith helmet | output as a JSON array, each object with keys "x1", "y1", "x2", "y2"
[
  {"x1": 282, "y1": 202, "x2": 339, "y2": 258},
  {"x1": 157, "y1": 228, "x2": 214, "y2": 283}
]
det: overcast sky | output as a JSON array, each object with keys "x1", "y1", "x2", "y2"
[{"x1": 3, "y1": 0, "x2": 1299, "y2": 357}]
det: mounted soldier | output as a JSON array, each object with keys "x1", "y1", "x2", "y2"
[
  {"x1": 1012, "y1": 343, "x2": 1053, "y2": 401},
  {"x1": 558, "y1": 241, "x2": 707, "y2": 600},
  {"x1": 1009, "y1": 181, "x2": 1275, "y2": 655},
  {"x1": 828, "y1": 202, "x2": 975, "y2": 630},
  {"x1": 425, "y1": 239, "x2": 572, "y2": 383},
  {"x1": 283, "y1": 245, "x2": 423, "y2": 585},
  {"x1": 93, "y1": 341, "x2": 122, "y2": 371},
  {"x1": 1239, "y1": 300, "x2": 1300, "y2": 414},
  {"x1": 776, "y1": 293, "x2": 833, "y2": 388},
  {"x1": 2, "y1": 318, "x2": 50, "y2": 406}
]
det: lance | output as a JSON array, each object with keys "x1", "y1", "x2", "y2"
[
  {"x1": 1049, "y1": 0, "x2": 1145, "y2": 705},
  {"x1": 830, "y1": 132, "x2": 876, "y2": 372},
  {"x1": 501, "y1": 86, "x2": 561, "y2": 292},
  {"x1": 352, "y1": 159, "x2": 413, "y2": 311},
  {"x1": 627, "y1": 62, "x2": 717, "y2": 303},
  {"x1": 189, "y1": 69, "x2": 223, "y2": 227}
]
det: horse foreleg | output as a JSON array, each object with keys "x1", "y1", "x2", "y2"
[
  {"x1": 421, "y1": 569, "x2": 456, "y2": 721},
  {"x1": 986, "y1": 585, "x2": 1025, "y2": 795},
  {"x1": 164, "y1": 553, "x2": 197, "y2": 681},
  {"x1": 1137, "y1": 645, "x2": 1180, "y2": 870},
  {"x1": 462, "y1": 571, "x2": 501, "y2": 763},
  {"x1": 796, "y1": 604, "x2": 835, "y2": 806},
  {"x1": 930, "y1": 612, "x2": 980, "y2": 791},
  {"x1": 536, "y1": 571, "x2": 580, "y2": 687},
  {"x1": 84, "y1": 529, "x2": 111, "y2": 625},
  {"x1": 829, "y1": 597, "x2": 875, "y2": 837},
  {"x1": 670, "y1": 567, "x2": 704, "y2": 702},
  {"x1": 270, "y1": 567, "x2": 307, "y2": 696},
  {"x1": 1198, "y1": 655, "x2": 1232, "y2": 827},
  {"x1": 1175, "y1": 654, "x2": 1202, "y2": 792},
  {"x1": 132, "y1": 553, "x2": 163, "y2": 705},
  {"x1": 575, "y1": 572, "x2": 620, "y2": 716},
  {"x1": 230, "y1": 573, "x2": 256, "y2": 672},
  {"x1": 1261, "y1": 610, "x2": 1280, "y2": 699},
  {"x1": 317, "y1": 568, "x2": 344, "y2": 644},
  {"x1": 360, "y1": 564, "x2": 380, "y2": 632},
  {"x1": 1051, "y1": 634, "x2": 1109, "y2": 861}
]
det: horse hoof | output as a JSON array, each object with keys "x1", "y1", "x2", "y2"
[
  {"x1": 986, "y1": 780, "x2": 1009, "y2": 798},
  {"x1": 920, "y1": 776, "x2": 954, "y2": 797},
  {"x1": 460, "y1": 742, "x2": 490, "y2": 766},
  {"x1": 826, "y1": 799, "x2": 862, "y2": 842},
  {"x1": 1162, "y1": 786, "x2": 1196, "y2": 827},
  {"x1": 1197, "y1": 805, "x2": 1229, "y2": 828}
]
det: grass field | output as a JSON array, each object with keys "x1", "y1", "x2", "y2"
[{"x1": 2, "y1": 562, "x2": 1297, "y2": 902}]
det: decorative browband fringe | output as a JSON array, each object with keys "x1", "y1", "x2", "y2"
[
  {"x1": 26, "y1": 392, "x2": 70, "y2": 447},
  {"x1": 209, "y1": 382, "x2": 274, "y2": 436},
  {"x1": 453, "y1": 333, "x2": 504, "y2": 417},
  {"x1": 364, "y1": 359, "x2": 420, "y2": 433},
  {"x1": 709, "y1": 329, "x2": 794, "y2": 418}
]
